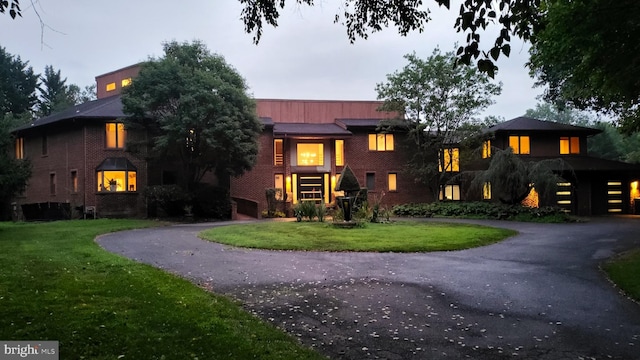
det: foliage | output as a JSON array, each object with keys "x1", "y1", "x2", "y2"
[
  {"x1": 260, "y1": 209, "x2": 286, "y2": 218},
  {"x1": 67, "y1": 83, "x2": 96, "y2": 104},
  {"x1": 202, "y1": 220, "x2": 516, "y2": 252},
  {"x1": 316, "y1": 199, "x2": 327, "y2": 222},
  {"x1": 0, "y1": 220, "x2": 323, "y2": 359},
  {"x1": 191, "y1": 184, "x2": 232, "y2": 219},
  {"x1": 602, "y1": 249, "x2": 640, "y2": 302},
  {"x1": 0, "y1": 0, "x2": 21, "y2": 18},
  {"x1": 293, "y1": 201, "x2": 317, "y2": 221},
  {"x1": 0, "y1": 46, "x2": 38, "y2": 116},
  {"x1": 36, "y1": 65, "x2": 76, "y2": 116},
  {"x1": 335, "y1": 165, "x2": 360, "y2": 194},
  {"x1": 144, "y1": 184, "x2": 189, "y2": 217},
  {"x1": 528, "y1": 0, "x2": 640, "y2": 132},
  {"x1": 392, "y1": 201, "x2": 571, "y2": 222},
  {"x1": 239, "y1": 0, "x2": 544, "y2": 77},
  {"x1": 376, "y1": 49, "x2": 501, "y2": 198},
  {"x1": 264, "y1": 187, "x2": 281, "y2": 217},
  {"x1": 122, "y1": 40, "x2": 262, "y2": 193}
]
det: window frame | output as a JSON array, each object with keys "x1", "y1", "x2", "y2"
[
  {"x1": 439, "y1": 184, "x2": 461, "y2": 201},
  {"x1": 335, "y1": 139, "x2": 345, "y2": 166},
  {"x1": 274, "y1": 139, "x2": 284, "y2": 166},
  {"x1": 368, "y1": 133, "x2": 394, "y2": 151},
  {"x1": 509, "y1": 135, "x2": 530, "y2": 155},
  {"x1": 97, "y1": 170, "x2": 137, "y2": 193},
  {"x1": 106, "y1": 122, "x2": 126, "y2": 149},
  {"x1": 49, "y1": 172, "x2": 56, "y2": 195},
  {"x1": 559, "y1": 136, "x2": 580, "y2": 155},
  {"x1": 482, "y1": 140, "x2": 491, "y2": 158},
  {"x1": 388, "y1": 173, "x2": 397, "y2": 192},
  {"x1": 439, "y1": 147, "x2": 460, "y2": 173},
  {"x1": 71, "y1": 170, "x2": 78, "y2": 193},
  {"x1": 366, "y1": 172, "x2": 375, "y2": 190},
  {"x1": 296, "y1": 143, "x2": 324, "y2": 166},
  {"x1": 15, "y1": 137, "x2": 24, "y2": 159}
]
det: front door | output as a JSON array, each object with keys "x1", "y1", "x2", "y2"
[{"x1": 298, "y1": 174, "x2": 324, "y2": 203}]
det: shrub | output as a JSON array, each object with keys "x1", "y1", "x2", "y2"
[
  {"x1": 192, "y1": 185, "x2": 232, "y2": 219},
  {"x1": 294, "y1": 201, "x2": 317, "y2": 221},
  {"x1": 144, "y1": 185, "x2": 189, "y2": 217},
  {"x1": 392, "y1": 201, "x2": 571, "y2": 222},
  {"x1": 265, "y1": 188, "x2": 283, "y2": 217},
  {"x1": 261, "y1": 210, "x2": 287, "y2": 218},
  {"x1": 316, "y1": 200, "x2": 327, "y2": 222}
]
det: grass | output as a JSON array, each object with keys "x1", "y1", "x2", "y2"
[
  {"x1": 603, "y1": 248, "x2": 640, "y2": 302},
  {"x1": 201, "y1": 221, "x2": 517, "y2": 252},
  {"x1": 0, "y1": 220, "x2": 323, "y2": 360}
]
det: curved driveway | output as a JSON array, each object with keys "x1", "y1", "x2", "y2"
[{"x1": 98, "y1": 217, "x2": 640, "y2": 359}]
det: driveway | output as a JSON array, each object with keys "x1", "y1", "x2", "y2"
[{"x1": 97, "y1": 217, "x2": 640, "y2": 359}]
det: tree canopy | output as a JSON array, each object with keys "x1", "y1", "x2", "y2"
[
  {"x1": 0, "y1": 0, "x2": 21, "y2": 19},
  {"x1": 122, "y1": 40, "x2": 262, "y2": 192},
  {"x1": 0, "y1": 46, "x2": 38, "y2": 116},
  {"x1": 376, "y1": 48, "x2": 501, "y2": 198}
]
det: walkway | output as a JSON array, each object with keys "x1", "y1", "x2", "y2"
[{"x1": 97, "y1": 217, "x2": 640, "y2": 359}]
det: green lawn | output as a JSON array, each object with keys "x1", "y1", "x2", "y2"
[
  {"x1": 201, "y1": 221, "x2": 517, "y2": 252},
  {"x1": 603, "y1": 248, "x2": 640, "y2": 302},
  {"x1": 0, "y1": 220, "x2": 323, "y2": 360}
]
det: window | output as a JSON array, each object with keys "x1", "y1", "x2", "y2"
[
  {"x1": 121, "y1": 78, "x2": 132, "y2": 87},
  {"x1": 96, "y1": 157, "x2": 137, "y2": 192},
  {"x1": 71, "y1": 170, "x2": 78, "y2": 193},
  {"x1": 335, "y1": 139, "x2": 344, "y2": 166},
  {"x1": 274, "y1": 139, "x2": 284, "y2": 165},
  {"x1": 560, "y1": 136, "x2": 580, "y2": 154},
  {"x1": 366, "y1": 172, "x2": 375, "y2": 190},
  {"x1": 509, "y1": 135, "x2": 530, "y2": 154},
  {"x1": 49, "y1": 173, "x2": 56, "y2": 195},
  {"x1": 297, "y1": 143, "x2": 324, "y2": 166},
  {"x1": 274, "y1": 174, "x2": 284, "y2": 200},
  {"x1": 388, "y1": 173, "x2": 397, "y2": 192},
  {"x1": 106, "y1": 123, "x2": 126, "y2": 149},
  {"x1": 42, "y1": 135, "x2": 47, "y2": 155},
  {"x1": 439, "y1": 185, "x2": 460, "y2": 201},
  {"x1": 482, "y1": 140, "x2": 491, "y2": 158},
  {"x1": 439, "y1": 148, "x2": 460, "y2": 172},
  {"x1": 368, "y1": 133, "x2": 394, "y2": 151},
  {"x1": 106, "y1": 82, "x2": 116, "y2": 92},
  {"x1": 483, "y1": 182, "x2": 492, "y2": 200},
  {"x1": 15, "y1": 137, "x2": 24, "y2": 159}
]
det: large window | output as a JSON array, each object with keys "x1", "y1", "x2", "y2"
[
  {"x1": 560, "y1": 137, "x2": 580, "y2": 154},
  {"x1": 96, "y1": 158, "x2": 137, "y2": 192},
  {"x1": 439, "y1": 148, "x2": 460, "y2": 172},
  {"x1": 368, "y1": 133, "x2": 394, "y2": 151},
  {"x1": 274, "y1": 139, "x2": 284, "y2": 165},
  {"x1": 439, "y1": 185, "x2": 460, "y2": 201},
  {"x1": 297, "y1": 143, "x2": 324, "y2": 166},
  {"x1": 509, "y1": 135, "x2": 530, "y2": 154},
  {"x1": 482, "y1": 140, "x2": 491, "y2": 158},
  {"x1": 388, "y1": 173, "x2": 397, "y2": 192},
  {"x1": 335, "y1": 140, "x2": 344, "y2": 166},
  {"x1": 106, "y1": 123, "x2": 126, "y2": 149},
  {"x1": 15, "y1": 137, "x2": 24, "y2": 159}
]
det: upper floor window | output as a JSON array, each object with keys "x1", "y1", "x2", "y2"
[
  {"x1": 388, "y1": 173, "x2": 397, "y2": 192},
  {"x1": 482, "y1": 140, "x2": 491, "y2": 158},
  {"x1": 15, "y1": 137, "x2": 24, "y2": 159},
  {"x1": 106, "y1": 123, "x2": 126, "y2": 149},
  {"x1": 121, "y1": 78, "x2": 132, "y2": 87},
  {"x1": 560, "y1": 136, "x2": 580, "y2": 154},
  {"x1": 274, "y1": 139, "x2": 283, "y2": 165},
  {"x1": 439, "y1": 148, "x2": 460, "y2": 172},
  {"x1": 368, "y1": 133, "x2": 394, "y2": 151},
  {"x1": 106, "y1": 82, "x2": 116, "y2": 92},
  {"x1": 297, "y1": 143, "x2": 324, "y2": 166},
  {"x1": 509, "y1": 135, "x2": 530, "y2": 154},
  {"x1": 335, "y1": 139, "x2": 344, "y2": 166}
]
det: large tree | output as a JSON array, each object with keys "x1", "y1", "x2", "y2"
[
  {"x1": 122, "y1": 40, "x2": 262, "y2": 193},
  {"x1": 0, "y1": 46, "x2": 38, "y2": 116},
  {"x1": 37, "y1": 65, "x2": 75, "y2": 117},
  {"x1": 376, "y1": 48, "x2": 501, "y2": 199},
  {"x1": 0, "y1": 0, "x2": 21, "y2": 18}
]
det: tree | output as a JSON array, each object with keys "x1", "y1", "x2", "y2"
[
  {"x1": 0, "y1": 113, "x2": 31, "y2": 219},
  {"x1": 0, "y1": 0, "x2": 21, "y2": 19},
  {"x1": 527, "y1": 0, "x2": 640, "y2": 132},
  {"x1": 0, "y1": 46, "x2": 38, "y2": 116},
  {"x1": 122, "y1": 40, "x2": 262, "y2": 195},
  {"x1": 37, "y1": 65, "x2": 74, "y2": 116},
  {"x1": 67, "y1": 84, "x2": 96, "y2": 104},
  {"x1": 375, "y1": 48, "x2": 501, "y2": 199},
  {"x1": 471, "y1": 147, "x2": 563, "y2": 205}
]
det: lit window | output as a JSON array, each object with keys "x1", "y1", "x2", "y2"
[
  {"x1": 482, "y1": 140, "x2": 491, "y2": 158},
  {"x1": 509, "y1": 135, "x2": 530, "y2": 154},
  {"x1": 106, "y1": 123, "x2": 126, "y2": 149},
  {"x1": 297, "y1": 143, "x2": 324, "y2": 166},
  {"x1": 15, "y1": 137, "x2": 24, "y2": 159},
  {"x1": 121, "y1": 78, "x2": 132, "y2": 87},
  {"x1": 439, "y1": 185, "x2": 460, "y2": 201},
  {"x1": 49, "y1": 173, "x2": 56, "y2": 195},
  {"x1": 560, "y1": 136, "x2": 580, "y2": 154},
  {"x1": 274, "y1": 174, "x2": 284, "y2": 200},
  {"x1": 71, "y1": 170, "x2": 78, "y2": 193},
  {"x1": 335, "y1": 139, "x2": 344, "y2": 166},
  {"x1": 439, "y1": 148, "x2": 460, "y2": 172},
  {"x1": 521, "y1": 187, "x2": 539, "y2": 208},
  {"x1": 97, "y1": 170, "x2": 137, "y2": 192},
  {"x1": 274, "y1": 139, "x2": 283, "y2": 165},
  {"x1": 483, "y1": 182, "x2": 491, "y2": 200},
  {"x1": 388, "y1": 173, "x2": 397, "y2": 192},
  {"x1": 366, "y1": 172, "x2": 375, "y2": 190},
  {"x1": 368, "y1": 133, "x2": 394, "y2": 151},
  {"x1": 106, "y1": 82, "x2": 116, "y2": 92}
]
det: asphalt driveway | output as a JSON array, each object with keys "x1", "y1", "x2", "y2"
[{"x1": 97, "y1": 217, "x2": 640, "y2": 359}]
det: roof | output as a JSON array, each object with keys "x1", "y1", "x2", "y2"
[
  {"x1": 96, "y1": 157, "x2": 137, "y2": 171},
  {"x1": 273, "y1": 123, "x2": 352, "y2": 137},
  {"x1": 487, "y1": 117, "x2": 601, "y2": 135},
  {"x1": 13, "y1": 95, "x2": 125, "y2": 132}
]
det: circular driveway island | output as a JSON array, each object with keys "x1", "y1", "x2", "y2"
[{"x1": 98, "y1": 217, "x2": 640, "y2": 359}]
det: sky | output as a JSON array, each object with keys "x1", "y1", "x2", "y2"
[{"x1": 2, "y1": 0, "x2": 543, "y2": 120}]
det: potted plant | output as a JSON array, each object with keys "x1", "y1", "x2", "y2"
[{"x1": 107, "y1": 178, "x2": 118, "y2": 191}]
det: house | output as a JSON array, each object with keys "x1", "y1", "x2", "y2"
[
  {"x1": 10, "y1": 63, "x2": 640, "y2": 219},
  {"x1": 474, "y1": 117, "x2": 640, "y2": 215}
]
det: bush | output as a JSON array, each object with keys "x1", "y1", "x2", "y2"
[
  {"x1": 316, "y1": 200, "x2": 327, "y2": 222},
  {"x1": 191, "y1": 185, "x2": 232, "y2": 219},
  {"x1": 144, "y1": 185, "x2": 189, "y2": 217},
  {"x1": 294, "y1": 201, "x2": 317, "y2": 221},
  {"x1": 261, "y1": 210, "x2": 287, "y2": 218},
  {"x1": 392, "y1": 201, "x2": 571, "y2": 222}
]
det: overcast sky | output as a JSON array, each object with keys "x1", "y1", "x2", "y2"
[{"x1": 2, "y1": 0, "x2": 543, "y2": 120}]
